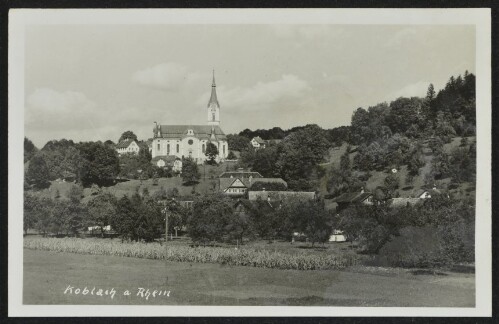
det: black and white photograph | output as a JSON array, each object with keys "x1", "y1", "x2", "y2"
[{"x1": 8, "y1": 8, "x2": 492, "y2": 317}]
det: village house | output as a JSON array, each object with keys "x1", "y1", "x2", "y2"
[
  {"x1": 331, "y1": 188, "x2": 374, "y2": 213},
  {"x1": 250, "y1": 136, "x2": 266, "y2": 149},
  {"x1": 115, "y1": 139, "x2": 140, "y2": 156},
  {"x1": 151, "y1": 156, "x2": 182, "y2": 173},
  {"x1": 151, "y1": 71, "x2": 228, "y2": 165},
  {"x1": 219, "y1": 171, "x2": 263, "y2": 178},
  {"x1": 220, "y1": 177, "x2": 287, "y2": 198}
]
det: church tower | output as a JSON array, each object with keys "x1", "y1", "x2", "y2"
[{"x1": 207, "y1": 70, "x2": 220, "y2": 126}]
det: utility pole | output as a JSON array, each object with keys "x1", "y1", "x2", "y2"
[{"x1": 163, "y1": 205, "x2": 169, "y2": 243}]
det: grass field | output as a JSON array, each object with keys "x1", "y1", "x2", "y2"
[{"x1": 23, "y1": 249, "x2": 475, "y2": 306}]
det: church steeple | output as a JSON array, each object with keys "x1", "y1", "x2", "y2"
[
  {"x1": 208, "y1": 69, "x2": 219, "y2": 108},
  {"x1": 207, "y1": 69, "x2": 220, "y2": 126}
]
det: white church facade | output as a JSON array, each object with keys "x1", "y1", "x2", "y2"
[{"x1": 151, "y1": 72, "x2": 228, "y2": 165}]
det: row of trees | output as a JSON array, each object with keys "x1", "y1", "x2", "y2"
[
  {"x1": 338, "y1": 194, "x2": 474, "y2": 264},
  {"x1": 188, "y1": 194, "x2": 334, "y2": 246}
]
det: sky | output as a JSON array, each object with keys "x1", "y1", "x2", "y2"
[{"x1": 24, "y1": 24, "x2": 475, "y2": 148}]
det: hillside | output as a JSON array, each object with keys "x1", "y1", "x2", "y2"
[{"x1": 319, "y1": 136, "x2": 476, "y2": 200}]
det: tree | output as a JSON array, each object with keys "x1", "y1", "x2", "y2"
[
  {"x1": 181, "y1": 157, "x2": 200, "y2": 185},
  {"x1": 339, "y1": 150, "x2": 351, "y2": 172},
  {"x1": 25, "y1": 153, "x2": 51, "y2": 189},
  {"x1": 226, "y1": 134, "x2": 250, "y2": 151},
  {"x1": 227, "y1": 151, "x2": 237, "y2": 160},
  {"x1": 86, "y1": 192, "x2": 117, "y2": 237},
  {"x1": 290, "y1": 199, "x2": 334, "y2": 246},
  {"x1": 24, "y1": 137, "x2": 38, "y2": 163},
  {"x1": 119, "y1": 131, "x2": 138, "y2": 142},
  {"x1": 205, "y1": 142, "x2": 219, "y2": 165},
  {"x1": 24, "y1": 192, "x2": 40, "y2": 235},
  {"x1": 187, "y1": 194, "x2": 234, "y2": 245},
  {"x1": 77, "y1": 141, "x2": 120, "y2": 186}
]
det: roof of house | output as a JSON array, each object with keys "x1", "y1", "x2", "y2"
[
  {"x1": 248, "y1": 190, "x2": 316, "y2": 201},
  {"x1": 219, "y1": 178, "x2": 287, "y2": 192},
  {"x1": 415, "y1": 188, "x2": 441, "y2": 197},
  {"x1": 234, "y1": 199, "x2": 275, "y2": 213},
  {"x1": 219, "y1": 171, "x2": 263, "y2": 178},
  {"x1": 252, "y1": 136, "x2": 266, "y2": 144},
  {"x1": 156, "y1": 125, "x2": 226, "y2": 140},
  {"x1": 389, "y1": 197, "x2": 422, "y2": 207},
  {"x1": 331, "y1": 192, "x2": 372, "y2": 203},
  {"x1": 151, "y1": 155, "x2": 179, "y2": 164},
  {"x1": 116, "y1": 139, "x2": 137, "y2": 149}
]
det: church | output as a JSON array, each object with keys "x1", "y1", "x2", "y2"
[{"x1": 151, "y1": 72, "x2": 228, "y2": 165}]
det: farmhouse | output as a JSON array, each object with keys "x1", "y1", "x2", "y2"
[
  {"x1": 151, "y1": 71, "x2": 228, "y2": 164},
  {"x1": 220, "y1": 177, "x2": 287, "y2": 197},
  {"x1": 248, "y1": 190, "x2": 317, "y2": 203},
  {"x1": 251, "y1": 136, "x2": 266, "y2": 149},
  {"x1": 116, "y1": 139, "x2": 140, "y2": 155},
  {"x1": 219, "y1": 171, "x2": 263, "y2": 178},
  {"x1": 331, "y1": 189, "x2": 374, "y2": 213}
]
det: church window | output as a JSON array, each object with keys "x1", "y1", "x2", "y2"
[
  {"x1": 223, "y1": 145, "x2": 225, "y2": 155},
  {"x1": 212, "y1": 113, "x2": 215, "y2": 121},
  {"x1": 157, "y1": 143, "x2": 160, "y2": 151},
  {"x1": 176, "y1": 144, "x2": 179, "y2": 153},
  {"x1": 167, "y1": 144, "x2": 170, "y2": 155},
  {"x1": 202, "y1": 144, "x2": 205, "y2": 153}
]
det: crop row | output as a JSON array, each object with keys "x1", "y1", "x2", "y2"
[{"x1": 24, "y1": 237, "x2": 358, "y2": 271}]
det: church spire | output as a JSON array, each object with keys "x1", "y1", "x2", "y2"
[{"x1": 208, "y1": 69, "x2": 219, "y2": 108}]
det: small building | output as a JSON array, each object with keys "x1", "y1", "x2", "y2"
[
  {"x1": 219, "y1": 171, "x2": 263, "y2": 179},
  {"x1": 389, "y1": 197, "x2": 422, "y2": 207},
  {"x1": 251, "y1": 136, "x2": 266, "y2": 149},
  {"x1": 220, "y1": 177, "x2": 288, "y2": 198},
  {"x1": 248, "y1": 190, "x2": 317, "y2": 202},
  {"x1": 151, "y1": 155, "x2": 182, "y2": 173},
  {"x1": 331, "y1": 189, "x2": 373, "y2": 213},
  {"x1": 416, "y1": 187, "x2": 441, "y2": 199},
  {"x1": 116, "y1": 139, "x2": 140, "y2": 155}
]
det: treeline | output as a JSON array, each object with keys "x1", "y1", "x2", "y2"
[
  {"x1": 238, "y1": 124, "x2": 330, "y2": 190},
  {"x1": 338, "y1": 194, "x2": 474, "y2": 266},
  {"x1": 24, "y1": 131, "x2": 162, "y2": 189},
  {"x1": 24, "y1": 187, "x2": 334, "y2": 246}
]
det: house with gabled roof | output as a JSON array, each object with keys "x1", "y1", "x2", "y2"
[
  {"x1": 116, "y1": 139, "x2": 140, "y2": 156},
  {"x1": 251, "y1": 136, "x2": 266, "y2": 149},
  {"x1": 331, "y1": 188, "x2": 374, "y2": 213},
  {"x1": 219, "y1": 171, "x2": 263, "y2": 179},
  {"x1": 219, "y1": 177, "x2": 287, "y2": 197}
]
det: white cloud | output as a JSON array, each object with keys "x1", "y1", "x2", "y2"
[
  {"x1": 26, "y1": 88, "x2": 97, "y2": 126},
  {"x1": 132, "y1": 62, "x2": 201, "y2": 91},
  {"x1": 197, "y1": 74, "x2": 310, "y2": 111}
]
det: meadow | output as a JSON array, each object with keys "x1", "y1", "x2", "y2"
[{"x1": 23, "y1": 248, "x2": 475, "y2": 306}]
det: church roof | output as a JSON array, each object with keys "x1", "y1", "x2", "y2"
[
  {"x1": 208, "y1": 70, "x2": 219, "y2": 108},
  {"x1": 157, "y1": 125, "x2": 226, "y2": 140}
]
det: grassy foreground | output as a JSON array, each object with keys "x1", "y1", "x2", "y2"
[
  {"x1": 23, "y1": 249, "x2": 475, "y2": 306},
  {"x1": 24, "y1": 237, "x2": 359, "y2": 270}
]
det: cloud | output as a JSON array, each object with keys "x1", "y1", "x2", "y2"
[
  {"x1": 26, "y1": 88, "x2": 97, "y2": 126},
  {"x1": 132, "y1": 62, "x2": 201, "y2": 91},
  {"x1": 197, "y1": 74, "x2": 310, "y2": 111}
]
